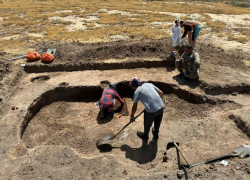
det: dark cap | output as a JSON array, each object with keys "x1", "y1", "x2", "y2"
[{"x1": 109, "y1": 83, "x2": 116, "y2": 89}]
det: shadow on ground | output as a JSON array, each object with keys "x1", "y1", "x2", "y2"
[
  {"x1": 172, "y1": 74, "x2": 200, "y2": 89},
  {"x1": 120, "y1": 139, "x2": 158, "y2": 164}
]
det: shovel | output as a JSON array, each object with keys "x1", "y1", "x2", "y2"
[
  {"x1": 188, "y1": 144, "x2": 250, "y2": 168},
  {"x1": 99, "y1": 109, "x2": 145, "y2": 145}
]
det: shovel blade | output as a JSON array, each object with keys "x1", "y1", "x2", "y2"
[
  {"x1": 233, "y1": 144, "x2": 250, "y2": 158},
  {"x1": 100, "y1": 135, "x2": 114, "y2": 145}
]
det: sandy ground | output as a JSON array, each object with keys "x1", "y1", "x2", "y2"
[
  {"x1": 0, "y1": 6, "x2": 250, "y2": 180},
  {"x1": 0, "y1": 39, "x2": 250, "y2": 179}
]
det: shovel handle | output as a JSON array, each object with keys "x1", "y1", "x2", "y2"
[
  {"x1": 189, "y1": 154, "x2": 238, "y2": 168},
  {"x1": 134, "y1": 109, "x2": 145, "y2": 119},
  {"x1": 205, "y1": 154, "x2": 238, "y2": 164},
  {"x1": 112, "y1": 109, "x2": 145, "y2": 139},
  {"x1": 174, "y1": 142, "x2": 190, "y2": 166}
]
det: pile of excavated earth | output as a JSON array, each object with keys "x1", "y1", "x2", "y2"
[{"x1": 0, "y1": 37, "x2": 250, "y2": 179}]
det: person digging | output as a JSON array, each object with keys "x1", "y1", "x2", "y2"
[
  {"x1": 129, "y1": 77, "x2": 164, "y2": 140},
  {"x1": 180, "y1": 20, "x2": 202, "y2": 48},
  {"x1": 99, "y1": 83, "x2": 124, "y2": 119},
  {"x1": 175, "y1": 45, "x2": 200, "y2": 82}
]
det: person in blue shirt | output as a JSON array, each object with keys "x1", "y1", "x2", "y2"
[{"x1": 129, "y1": 77, "x2": 164, "y2": 140}]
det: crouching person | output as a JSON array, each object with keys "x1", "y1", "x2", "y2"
[
  {"x1": 99, "y1": 83, "x2": 124, "y2": 119},
  {"x1": 175, "y1": 45, "x2": 200, "y2": 81}
]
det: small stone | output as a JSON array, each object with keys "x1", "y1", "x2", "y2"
[
  {"x1": 122, "y1": 169, "x2": 127, "y2": 175},
  {"x1": 246, "y1": 161, "x2": 250, "y2": 168},
  {"x1": 163, "y1": 174, "x2": 168, "y2": 178},
  {"x1": 11, "y1": 106, "x2": 15, "y2": 110},
  {"x1": 231, "y1": 92, "x2": 237, "y2": 96},
  {"x1": 245, "y1": 167, "x2": 250, "y2": 174},
  {"x1": 177, "y1": 170, "x2": 184, "y2": 179},
  {"x1": 235, "y1": 166, "x2": 241, "y2": 170}
]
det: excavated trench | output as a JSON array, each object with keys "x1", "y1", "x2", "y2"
[{"x1": 19, "y1": 81, "x2": 243, "y2": 155}]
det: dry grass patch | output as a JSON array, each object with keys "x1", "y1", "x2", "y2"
[
  {"x1": 202, "y1": 13, "x2": 226, "y2": 32},
  {"x1": 0, "y1": 39, "x2": 29, "y2": 51},
  {"x1": 127, "y1": 17, "x2": 144, "y2": 23},
  {"x1": 143, "y1": 12, "x2": 175, "y2": 22},
  {"x1": 158, "y1": 24, "x2": 173, "y2": 30},
  {"x1": 241, "y1": 30, "x2": 250, "y2": 36},
  {"x1": 236, "y1": 36, "x2": 248, "y2": 43},
  {"x1": 44, "y1": 24, "x2": 125, "y2": 42},
  {"x1": 28, "y1": 28, "x2": 41, "y2": 34},
  {"x1": 180, "y1": 16, "x2": 189, "y2": 21},
  {"x1": 1, "y1": 0, "x2": 250, "y2": 47},
  {"x1": 217, "y1": 32, "x2": 225, "y2": 37},
  {"x1": 226, "y1": 33, "x2": 236, "y2": 41},
  {"x1": 86, "y1": 23, "x2": 96, "y2": 28},
  {"x1": 200, "y1": 29, "x2": 211, "y2": 36},
  {"x1": 243, "y1": 17, "x2": 250, "y2": 21},
  {"x1": 1, "y1": 15, "x2": 35, "y2": 27},
  {"x1": 98, "y1": 13, "x2": 125, "y2": 25},
  {"x1": 123, "y1": 26, "x2": 169, "y2": 39}
]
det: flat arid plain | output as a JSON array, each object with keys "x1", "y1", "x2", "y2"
[{"x1": 0, "y1": 0, "x2": 250, "y2": 179}]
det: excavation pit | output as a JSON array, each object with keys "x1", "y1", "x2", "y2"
[
  {"x1": 2, "y1": 37, "x2": 250, "y2": 179},
  {"x1": 19, "y1": 83, "x2": 249, "y2": 163}
]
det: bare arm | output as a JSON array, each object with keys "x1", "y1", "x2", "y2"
[
  {"x1": 157, "y1": 89, "x2": 164, "y2": 98},
  {"x1": 130, "y1": 103, "x2": 138, "y2": 117}
]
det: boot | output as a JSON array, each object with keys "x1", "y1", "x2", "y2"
[{"x1": 137, "y1": 131, "x2": 149, "y2": 140}]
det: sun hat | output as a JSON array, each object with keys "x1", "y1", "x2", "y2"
[
  {"x1": 129, "y1": 77, "x2": 141, "y2": 87},
  {"x1": 175, "y1": 17, "x2": 180, "y2": 23}
]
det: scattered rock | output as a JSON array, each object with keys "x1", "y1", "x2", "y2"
[
  {"x1": 235, "y1": 166, "x2": 241, "y2": 171},
  {"x1": 246, "y1": 161, "x2": 250, "y2": 168},
  {"x1": 162, "y1": 152, "x2": 168, "y2": 162},
  {"x1": 177, "y1": 170, "x2": 184, "y2": 179},
  {"x1": 163, "y1": 174, "x2": 168, "y2": 178},
  {"x1": 122, "y1": 169, "x2": 127, "y2": 175},
  {"x1": 231, "y1": 92, "x2": 237, "y2": 96},
  {"x1": 11, "y1": 106, "x2": 15, "y2": 110},
  {"x1": 58, "y1": 82, "x2": 69, "y2": 87},
  {"x1": 245, "y1": 167, "x2": 250, "y2": 174}
]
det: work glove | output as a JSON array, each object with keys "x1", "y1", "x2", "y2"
[{"x1": 130, "y1": 116, "x2": 135, "y2": 123}]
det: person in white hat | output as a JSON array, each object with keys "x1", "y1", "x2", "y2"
[{"x1": 171, "y1": 17, "x2": 182, "y2": 56}]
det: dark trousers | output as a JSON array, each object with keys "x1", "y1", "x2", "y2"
[{"x1": 143, "y1": 108, "x2": 163, "y2": 136}]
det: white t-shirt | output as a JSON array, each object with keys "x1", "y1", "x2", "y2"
[{"x1": 172, "y1": 25, "x2": 182, "y2": 46}]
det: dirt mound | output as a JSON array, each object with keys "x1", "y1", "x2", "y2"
[{"x1": 32, "y1": 38, "x2": 246, "y2": 71}]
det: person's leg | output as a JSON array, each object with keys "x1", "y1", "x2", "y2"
[
  {"x1": 175, "y1": 58, "x2": 183, "y2": 75},
  {"x1": 171, "y1": 40, "x2": 177, "y2": 55},
  {"x1": 99, "y1": 109, "x2": 104, "y2": 119},
  {"x1": 192, "y1": 38, "x2": 197, "y2": 48},
  {"x1": 102, "y1": 108, "x2": 109, "y2": 118},
  {"x1": 188, "y1": 31, "x2": 192, "y2": 45},
  {"x1": 143, "y1": 111, "x2": 155, "y2": 136},
  {"x1": 153, "y1": 108, "x2": 163, "y2": 135},
  {"x1": 171, "y1": 46, "x2": 175, "y2": 54},
  {"x1": 192, "y1": 25, "x2": 202, "y2": 48}
]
